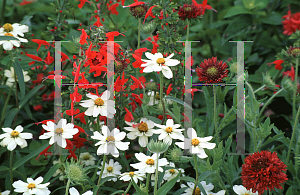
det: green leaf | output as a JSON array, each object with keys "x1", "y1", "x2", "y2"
[
  {"x1": 13, "y1": 61, "x2": 25, "y2": 99},
  {"x1": 20, "y1": 15, "x2": 33, "y2": 25},
  {"x1": 174, "y1": 187, "x2": 188, "y2": 195},
  {"x1": 179, "y1": 176, "x2": 195, "y2": 183},
  {"x1": 156, "y1": 171, "x2": 180, "y2": 195},
  {"x1": 110, "y1": 190, "x2": 125, "y2": 195},
  {"x1": 19, "y1": 84, "x2": 44, "y2": 108},
  {"x1": 3, "y1": 108, "x2": 19, "y2": 128},
  {"x1": 164, "y1": 96, "x2": 193, "y2": 110},
  {"x1": 131, "y1": 176, "x2": 148, "y2": 195},
  {"x1": 99, "y1": 176, "x2": 116, "y2": 186},
  {"x1": 0, "y1": 36, "x2": 20, "y2": 41},
  {"x1": 0, "y1": 166, "x2": 9, "y2": 172},
  {"x1": 198, "y1": 170, "x2": 214, "y2": 181},
  {"x1": 15, "y1": 151, "x2": 27, "y2": 179},
  {"x1": 13, "y1": 143, "x2": 49, "y2": 171},
  {"x1": 144, "y1": 115, "x2": 162, "y2": 124},
  {"x1": 224, "y1": 6, "x2": 252, "y2": 18},
  {"x1": 260, "y1": 12, "x2": 283, "y2": 25},
  {"x1": 43, "y1": 163, "x2": 61, "y2": 183},
  {"x1": 242, "y1": 0, "x2": 255, "y2": 10}
]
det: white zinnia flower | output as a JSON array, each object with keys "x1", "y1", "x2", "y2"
[
  {"x1": 130, "y1": 153, "x2": 169, "y2": 173},
  {"x1": 181, "y1": 181, "x2": 214, "y2": 195},
  {"x1": 97, "y1": 159, "x2": 122, "y2": 182},
  {"x1": 0, "y1": 23, "x2": 28, "y2": 51},
  {"x1": 175, "y1": 128, "x2": 216, "y2": 159},
  {"x1": 119, "y1": 171, "x2": 145, "y2": 184},
  {"x1": 141, "y1": 52, "x2": 180, "y2": 79},
  {"x1": 163, "y1": 162, "x2": 184, "y2": 182},
  {"x1": 69, "y1": 187, "x2": 93, "y2": 195},
  {"x1": 0, "y1": 125, "x2": 33, "y2": 151},
  {"x1": 12, "y1": 176, "x2": 50, "y2": 195},
  {"x1": 0, "y1": 190, "x2": 10, "y2": 195},
  {"x1": 4, "y1": 66, "x2": 30, "y2": 87},
  {"x1": 124, "y1": 118, "x2": 155, "y2": 147},
  {"x1": 91, "y1": 125, "x2": 129, "y2": 157},
  {"x1": 39, "y1": 118, "x2": 79, "y2": 148},
  {"x1": 233, "y1": 185, "x2": 258, "y2": 195},
  {"x1": 79, "y1": 152, "x2": 97, "y2": 166},
  {"x1": 153, "y1": 119, "x2": 185, "y2": 144},
  {"x1": 79, "y1": 90, "x2": 116, "y2": 118}
]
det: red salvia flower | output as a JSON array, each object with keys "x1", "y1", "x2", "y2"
[
  {"x1": 241, "y1": 150, "x2": 288, "y2": 195},
  {"x1": 43, "y1": 51, "x2": 54, "y2": 65},
  {"x1": 124, "y1": 107, "x2": 134, "y2": 122},
  {"x1": 79, "y1": 29, "x2": 88, "y2": 45},
  {"x1": 78, "y1": 0, "x2": 91, "y2": 9},
  {"x1": 267, "y1": 60, "x2": 284, "y2": 70},
  {"x1": 31, "y1": 39, "x2": 50, "y2": 52},
  {"x1": 283, "y1": 65, "x2": 295, "y2": 81},
  {"x1": 107, "y1": 3, "x2": 119, "y2": 15},
  {"x1": 196, "y1": 57, "x2": 228, "y2": 83},
  {"x1": 25, "y1": 53, "x2": 43, "y2": 61},
  {"x1": 19, "y1": 0, "x2": 34, "y2": 5},
  {"x1": 282, "y1": 11, "x2": 300, "y2": 36},
  {"x1": 74, "y1": 112, "x2": 86, "y2": 124},
  {"x1": 192, "y1": 0, "x2": 217, "y2": 16},
  {"x1": 93, "y1": 17, "x2": 103, "y2": 27},
  {"x1": 123, "y1": 0, "x2": 145, "y2": 8},
  {"x1": 143, "y1": 5, "x2": 157, "y2": 24}
]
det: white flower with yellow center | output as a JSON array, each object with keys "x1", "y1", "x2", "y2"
[
  {"x1": 0, "y1": 190, "x2": 10, "y2": 195},
  {"x1": 69, "y1": 187, "x2": 93, "y2": 195},
  {"x1": 163, "y1": 162, "x2": 184, "y2": 182},
  {"x1": 119, "y1": 171, "x2": 145, "y2": 184},
  {"x1": 0, "y1": 23, "x2": 28, "y2": 51},
  {"x1": 91, "y1": 125, "x2": 129, "y2": 157},
  {"x1": 124, "y1": 118, "x2": 155, "y2": 147},
  {"x1": 80, "y1": 90, "x2": 116, "y2": 118},
  {"x1": 12, "y1": 176, "x2": 50, "y2": 195},
  {"x1": 0, "y1": 125, "x2": 33, "y2": 151},
  {"x1": 153, "y1": 119, "x2": 185, "y2": 144},
  {"x1": 4, "y1": 66, "x2": 30, "y2": 87},
  {"x1": 97, "y1": 159, "x2": 122, "y2": 182},
  {"x1": 79, "y1": 152, "x2": 96, "y2": 166},
  {"x1": 233, "y1": 185, "x2": 258, "y2": 195},
  {"x1": 175, "y1": 128, "x2": 216, "y2": 159},
  {"x1": 39, "y1": 118, "x2": 79, "y2": 148},
  {"x1": 141, "y1": 52, "x2": 180, "y2": 79},
  {"x1": 181, "y1": 181, "x2": 214, "y2": 195},
  {"x1": 130, "y1": 153, "x2": 169, "y2": 173}
]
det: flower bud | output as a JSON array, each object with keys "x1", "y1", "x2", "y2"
[
  {"x1": 167, "y1": 146, "x2": 183, "y2": 162},
  {"x1": 229, "y1": 62, "x2": 237, "y2": 74},
  {"x1": 263, "y1": 73, "x2": 275, "y2": 89},
  {"x1": 63, "y1": 158, "x2": 89, "y2": 185},
  {"x1": 141, "y1": 22, "x2": 157, "y2": 34},
  {"x1": 147, "y1": 139, "x2": 169, "y2": 154},
  {"x1": 282, "y1": 77, "x2": 294, "y2": 93}
]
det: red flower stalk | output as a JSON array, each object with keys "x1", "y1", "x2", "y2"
[
  {"x1": 241, "y1": 150, "x2": 288, "y2": 195},
  {"x1": 195, "y1": 57, "x2": 228, "y2": 83}
]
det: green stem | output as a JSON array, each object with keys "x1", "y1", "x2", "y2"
[
  {"x1": 193, "y1": 155, "x2": 199, "y2": 185},
  {"x1": 59, "y1": 153, "x2": 66, "y2": 185},
  {"x1": 12, "y1": 64, "x2": 19, "y2": 128},
  {"x1": 124, "y1": 182, "x2": 132, "y2": 195},
  {"x1": 286, "y1": 105, "x2": 300, "y2": 164},
  {"x1": 257, "y1": 88, "x2": 284, "y2": 122},
  {"x1": 97, "y1": 116, "x2": 100, "y2": 131},
  {"x1": 186, "y1": 20, "x2": 190, "y2": 41},
  {"x1": 65, "y1": 179, "x2": 71, "y2": 195},
  {"x1": 97, "y1": 155, "x2": 107, "y2": 186},
  {"x1": 293, "y1": 59, "x2": 299, "y2": 120},
  {"x1": 154, "y1": 153, "x2": 159, "y2": 195},
  {"x1": 295, "y1": 134, "x2": 300, "y2": 176},
  {"x1": 213, "y1": 86, "x2": 218, "y2": 142},
  {"x1": 146, "y1": 173, "x2": 151, "y2": 193},
  {"x1": 10, "y1": 151, "x2": 13, "y2": 193},
  {"x1": 0, "y1": 0, "x2": 6, "y2": 25},
  {"x1": 108, "y1": 14, "x2": 118, "y2": 31},
  {"x1": 245, "y1": 84, "x2": 266, "y2": 100},
  {"x1": 0, "y1": 83, "x2": 13, "y2": 130},
  {"x1": 138, "y1": 18, "x2": 141, "y2": 49},
  {"x1": 160, "y1": 72, "x2": 166, "y2": 125},
  {"x1": 269, "y1": 190, "x2": 272, "y2": 195}
]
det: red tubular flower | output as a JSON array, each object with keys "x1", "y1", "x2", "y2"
[
  {"x1": 196, "y1": 57, "x2": 228, "y2": 83},
  {"x1": 25, "y1": 53, "x2": 43, "y2": 61},
  {"x1": 124, "y1": 107, "x2": 134, "y2": 122},
  {"x1": 282, "y1": 11, "x2": 300, "y2": 36},
  {"x1": 267, "y1": 60, "x2": 284, "y2": 70},
  {"x1": 19, "y1": 0, "x2": 34, "y2": 5},
  {"x1": 143, "y1": 5, "x2": 157, "y2": 24},
  {"x1": 78, "y1": 0, "x2": 91, "y2": 9},
  {"x1": 31, "y1": 39, "x2": 50, "y2": 52},
  {"x1": 192, "y1": 0, "x2": 217, "y2": 16},
  {"x1": 283, "y1": 65, "x2": 295, "y2": 81},
  {"x1": 241, "y1": 150, "x2": 288, "y2": 195},
  {"x1": 115, "y1": 72, "x2": 128, "y2": 92},
  {"x1": 107, "y1": 3, "x2": 119, "y2": 15},
  {"x1": 93, "y1": 17, "x2": 103, "y2": 27},
  {"x1": 166, "y1": 84, "x2": 172, "y2": 95},
  {"x1": 33, "y1": 105, "x2": 43, "y2": 111},
  {"x1": 43, "y1": 51, "x2": 54, "y2": 65},
  {"x1": 74, "y1": 112, "x2": 86, "y2": 124},
  {"x1": 123, "y1": 0, "x2": 145, "y2": 8},
  {"x1": 79, "y1": 29, "x2": 88, "y2": 45}
]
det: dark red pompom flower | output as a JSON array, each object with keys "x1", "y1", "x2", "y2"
[
  {"x1": 195, "y1": 57, "x2": 228, "y2": 83},
  {"x1": 241, "y1": 150, "x2": 288, "y2": 195},
  {"x1": 178, "y1": 4, "x2": 201, "y2": 20}
]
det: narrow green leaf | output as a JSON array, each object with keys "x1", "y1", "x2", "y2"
[
  {"x1": 224, "y1": 6, "x2": 251, "y2": 18},
  {"x1": 156, "y1": 171, "x2": 180, "y2": 195},
  {"x1": 43, "y1": 163, "x2": 61, "y2": 183},
  {"x1": 164, "y1": 96, "x2": 193, "y2": 110},
  {"x1": 5, "y1": 172, "x2": 11, "y2": 191},
  {"x1": 13, "y1": 143, "x2": 48, "y2": 170},
  {"x1": 13, "y1": 61, "x2": 25, "y2": 100},
  {"x1": 110, "y1": 190, "x2": 125, "y2": 195},
  {"x1": 99, "y1": 176, "x2": 116, "y2": 186},
  {"x1": 131, "y1": 176, "x2": 148, "y2": 195},
  {"x1": 3, "y1": 108, "x2": 19, "y2": 128},
  {"x1": 198, "y1": 170, "x2": 214, "y2": 181},
  {"x1": 15, "y1": 151, "x2": 27, "y2": 179},
  {"x1": 0, "y1": 36, "x2": 20, "y2": 41},
  {"x1": 174, "y1": 187, "x2": 188, "y2": 195},
  {"x1": 19, "y1": 84, "x2": 44, "y2": 108},
  {"x1": 93, "y1": 186, "x2": 100, "y2": 195},
  {"x1": 0, "y1": 166, "x2": 9, "y2": 171}
]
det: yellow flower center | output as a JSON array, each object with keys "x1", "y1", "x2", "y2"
[
  {"x1": 3, "y1": 23, "x2": 13, "y2": 32},
  {"x1": 27, "y1": 183, "x2": 36, "y2": 189},
  {"x1": 291, "y1": 48, "x2": 300, "y2": 56},
  {"x1": 138, "y1": 122, "x2": 148, "y2": 132},
  {"x1": 106, "y1": 135, "x2": 115, "y2": 142},
  {"x1": 169, "y1": 169, "x2": 175, "y2": 174},
  {"x1": 191, "y1": 138, "x2": 200, "y2": 146},
  {"x1": 194, "y1": 187, "x2": 201, "y2": 195},
  {"x1": 107, "y1": 166, "x2": 113, "y2": 172},
  {"x1": 129, "y1": 171, "x2": 135, "y2": 176},
  {"x1": 83, "y1": 155, "x2": 90, "y2": 160},
  {"x1": 4, "y1": 32, "x2": 14, "y2": 37},
  {"x1": 146, "y1": 158, "x2": 154, "y2": 165},
  {"x1": 156, "y1": 58, "x2": 165, "y2": 64},
  {"x1": 155, "y1": 92, "x2": 160, "y2": 100},
  {"x1": 245, "y1": 193, "x2": 250, "y2": 195},
  {"x1": 11, "y1": 130, "x2": 19, "y2": 138},
  {"x1": 55, "y1": 128, "x2": 63, "y2": 135},
  {"x1": 166, "y1": 127, "x2": 173, "y2": 133},
  {"x1": 207, "y1": 67, "x2": 218, "y2": 76},
  {"x1": 94, "y1": 98, "x2": 104, "y2": 106}
]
